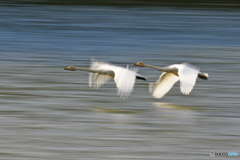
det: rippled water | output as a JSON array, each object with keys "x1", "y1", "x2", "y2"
[{"x1": 0, "y1": 4, "x2": 240, "y2": 160}]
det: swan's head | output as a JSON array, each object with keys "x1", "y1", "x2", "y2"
[
  {"x1": 134, "y1": 62, "x2": 145, "y2": 67},
  {"x1": 64, "y1": 66, "x2": 76, "y2": 71}
]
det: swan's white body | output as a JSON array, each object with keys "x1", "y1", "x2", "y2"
[
  {"x1": 89, "y1": 60, "x2": 142, "y2": 98},
  {"x1": 149, "y1": 63, "x2": 200, "y2": 99}
]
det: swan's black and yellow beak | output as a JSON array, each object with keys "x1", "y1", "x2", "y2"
[
  {"x1": 133, "y1": 62, "x2": 144, "y2": 67},
  {"x1": 64, "y1": 66, "x2": 71, "y2": 70},
  {"x1": 64, "y1": 66, "x2": 76, "y2": 71},
  {"x1": 133, "y1": 62, "x2": 138, "y2": 66}
]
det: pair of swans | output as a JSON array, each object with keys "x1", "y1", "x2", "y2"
[{"x1": 64, "y1": 59, "x2": 208, "y2": 99}]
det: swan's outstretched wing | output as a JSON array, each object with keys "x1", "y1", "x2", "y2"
[
  {"x1": 89, "y1": 59, "x2": 113, "y2": 89},
  {"x1": 178, "y1": 63, "x2": 199, "y2": 95},
  {"x1": 89, "y1": 59, "x2": 140, "y2": 98},
  {"x1": 149, "y1": 72, "x2": 179, "y2": 99},
  {"x1": 112, "y1": 66, "x2": 137, "y2": 99},
  {"x1": 89, "y1": 73, "x2": 112, "y2": 89}
]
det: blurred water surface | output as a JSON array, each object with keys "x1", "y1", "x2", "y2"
[{"x1": 0, "y1": 4, "x2": 240, "y2": 160}]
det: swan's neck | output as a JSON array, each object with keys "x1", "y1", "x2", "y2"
[
  {"x1": 74, "y1": 67, "x2": 115, "y2": 77},
  {"x1": 142, "y1": 64, "x2": 174, "y2": 73},
  {"x1": 74, "y1": 67, "x2": 99, "y2": 73}
]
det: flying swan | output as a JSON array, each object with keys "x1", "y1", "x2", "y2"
[
  {"x1": 134, "y1": 62, "x2": 209, "y2": 99},
  {"x1": 64, "y1": 59, "x2": 147, "y2": 98}
]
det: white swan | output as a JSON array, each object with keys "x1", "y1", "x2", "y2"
[
  {"x1": 134, "y1": 62, "x2": 208, "y2": 99},
  {"x1": 64, "y1": 59, "x2": 147, "y2": 98}
]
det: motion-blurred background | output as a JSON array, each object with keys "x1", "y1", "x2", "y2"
[{"x1": 0, "y1": 0, "x2": 240, "y2": 160}]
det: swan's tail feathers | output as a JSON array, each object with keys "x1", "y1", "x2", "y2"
[
  {"x1": 126, "y1": 65, "x2": 147, "y2": 81},
  {"x1": 198, "y1": 72, "x2": 209, "y2": 80},
  {"x1": 136, "y1": 75, "x2": 147, "y2": 81}
]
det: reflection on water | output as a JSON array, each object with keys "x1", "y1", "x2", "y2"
[{"x1": 0, "y1": 4, "x2": 240, "y2": 160}]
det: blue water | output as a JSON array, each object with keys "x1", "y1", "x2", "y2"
[{"x1": 0, "y1": 4, "x2": 240, "y2": 160}]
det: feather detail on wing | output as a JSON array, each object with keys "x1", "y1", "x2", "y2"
[
  {"x1": 149, "y1": 72, "x2": 179, "y2": 99},
  {"x1": 178, "y1": 63, "x2": 199, "y2": 95},
  {"x1": 88, "y1": 59, "x2": 112, "y2": 89},
  {"x1": 113, "y1": 66, "x2": 137, "y2": 99},
  {"x1": 89, "y1": 73, "x2": 112, "y2": 89},
  {"x1": 89, "y1": 59, "x2": 140, "y2": 98}
]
